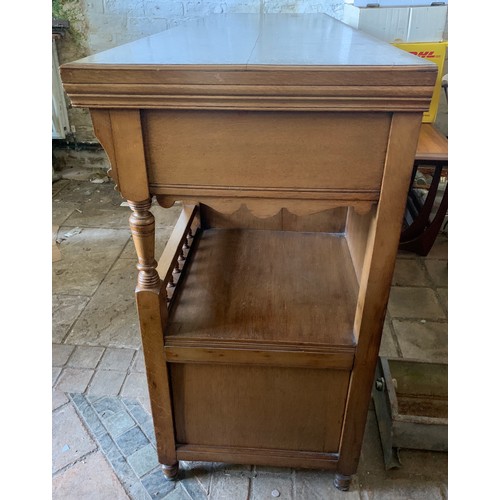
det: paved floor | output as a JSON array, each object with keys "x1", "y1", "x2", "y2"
[{"x1": 52, "y1": 179, "x2": 448, "y2": 499}]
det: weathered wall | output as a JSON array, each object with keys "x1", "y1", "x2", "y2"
[{"x1": 53, "y1": 0, "x2": 345, "y2": 144}]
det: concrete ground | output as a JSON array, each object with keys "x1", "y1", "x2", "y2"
[{"x1": 52, "y1": 179, "x2": 448, "y2": 499}]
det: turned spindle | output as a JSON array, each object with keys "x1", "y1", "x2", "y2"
[{"x1": 128, "y1": 199, "x2": 159, "y2": 289}]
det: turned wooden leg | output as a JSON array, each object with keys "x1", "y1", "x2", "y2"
[
  {"x1": 334, "y1": 472, "x2": 352, "y2": 491},
  {"x1": 129, "y1": 199, "x2": 160, "y2": 289},
  {"x1": 162, "y1": 462, "x2": 179, "y2": 480},
  {"x1": 128, "y1": 199, "x2": 178, "y2": 471}
]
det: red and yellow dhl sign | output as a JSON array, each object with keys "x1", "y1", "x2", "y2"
[
  {"x1": 409, "y1": 50, "x2": 437, "y2": 58},
  {"x1": 393, "y1": 41, "x2": 448, "y2": 123}
]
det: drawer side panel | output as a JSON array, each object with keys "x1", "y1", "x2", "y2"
[
  {"x1": 171, "y1": 363, "x2": 350, "y2": 452},
  {"x1": 143, "y1": 110, "x2": 390, "y2": 193}
]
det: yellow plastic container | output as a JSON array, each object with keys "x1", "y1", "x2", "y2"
[{"x1": 392, "y1": 41, "x2": 448, "y2": 123}]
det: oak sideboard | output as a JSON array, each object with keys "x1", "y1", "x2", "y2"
[{"x1": 60, "y1": 13, "x2": 436, "y2": 490}]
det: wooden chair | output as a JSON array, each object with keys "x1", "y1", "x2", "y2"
[{"x1": 399, "y1": 120, "x2": 448, "y2": 256}]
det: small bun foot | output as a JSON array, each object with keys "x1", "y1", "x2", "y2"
[
  {"x1": 334, "y1": 472, "x2": 352, "y2": 491},
  {"x1": 162, "y1": 462, "x2": 179, "y2": 481}
]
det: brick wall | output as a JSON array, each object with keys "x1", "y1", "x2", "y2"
[{"x1": 54, "y1": 0, "x2": 345, "y2": 145}]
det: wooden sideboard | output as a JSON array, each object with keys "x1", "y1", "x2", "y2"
[{"x1": 60, "y1": 14, "x2": 436, "y2": 490}]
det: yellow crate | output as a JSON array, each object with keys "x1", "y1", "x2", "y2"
[{"x1": 392, "y1": 41, "x2": 448, "y2": 123}]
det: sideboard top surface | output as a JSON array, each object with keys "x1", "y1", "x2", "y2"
[
  {"x1": 64, "y1": 14, "x2": 430, "y2": 68},
  {"x1": 60, "y1": 14, "x2": 437, "y2": 111}
]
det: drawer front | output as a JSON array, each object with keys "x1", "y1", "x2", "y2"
[
  {"x1": 170, "y1": 363, "x2": 350, "y2": 453},
  {"x1": 143, "y1": 110, "x2": 391, "y2": 195}
]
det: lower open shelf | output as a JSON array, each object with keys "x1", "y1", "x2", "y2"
[{"x1": 165, "y1": 227, "x2": 358, "y2": 353}]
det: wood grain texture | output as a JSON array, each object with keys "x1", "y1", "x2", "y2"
[
  {"x1": 165, "y1": 345, "x2": 354, "y2": 370},
  {"x1": 136, "y1": 288, "x2": 176, "y2": 466},
  {"x1": 156, "y1": 196, "x2": 375, "y2": 219},
  {"x1": 61, "y1": 66, "x2": 437, "y2": 89},
  {"x1": 345, "y1": 206, "x2": 376, "y2": 285},
  {"x1": 338, "y1": 113, "x2": 424, "y2": 476},
  {"x1": 128, "y1": 199, "x2": 159, "y2": 289},
  {"x1": 415, "y1": 123, "x2": 448, "y2": 162},
  {"x1": 156, "y1": 204, "x2": 198, "y2": 284},
  {"x1": 166, "y1": 228, "x2": 358, "y2": 348},
  {"x1": 176, "y1": 444, "x2": 339, "y2": 470},
  {"x1": 171, "y1": 363, "x2": 350, "y2": 451},
  {"x1": 200, "y1": 204, "x2": 348, "y2": 233},
  {"x1": 108, "y1": 110, "x2": 149, "y2": 201},
  {"x1": 143, "y1": 110, "x2": 390, "y2": 192}
]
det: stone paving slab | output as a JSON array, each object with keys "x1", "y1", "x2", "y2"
[
  {"x1": 121, "y1": 371, "x2": 149, "y2": 399},
  {"x1": 99, "y1": 347, "x2": 136, "y2": 370},
  {"x1": 392, "y1": 319, "x2": 448, "y2": 363},
  {"x1": 295, "y1": 469, "x2": 361, "y2": 499},
  {"x1": 425, "y1": 234, "x2": 448, "y2": 260},
  {"x1": 67, "y1": 345, "x2": 105, "y2": 369},
  {"x1": 52, "y1": 344, "x2": 76, "y2": 367},
  {"x1": 64, "y1": 258, "x2": 140, "y2": 348},
  {"x1": 69, "y1": 394, "x2": 448, "y2": 500},
  {"x1": 63, "y1": 196, "x2": 131, "y2": 228},
  {"x1": 53, "y1": 451, "x2": 129, "y2": 500},
  {"x1": 55, "y1": 367, "x2": 95, "y2": 393},
  {"x1": 52, "y1": 403, "x2": 97, "y2": 473},
  {"x1": 53, "y1": 227, "x2": 130, "y2": 296},
  {"x1": 388, "y1": 287, "x2": 446, "y2": 320},
  {"x1": 53, "y1": 367, "x2": 62, "y2": 386},
  {"x1": 131, "y1": 349, "x2": 146, "y2": 372},
  {"x1": 53, "y1": 179, "x2": 71, "y2": 197},
  {"x1": 437, "y1": 287, "x2": 447, "y2": 312},
  {"x1": 392, "y1": 259, "x2": 432, "y2": 287},
  {"x1": 52, "y1": 389, "x2": 70, "y2": 411},
  {"x1": 379, "y1": 318, "x2": 399, "y2": 358},
  {"x1": 53, "y1": 202, "x2": 81, "y2": 227},
  {"x1": 88, "y1": 369, "x2": 128, "y2": 396},
  {"x1": 424, "y1": 259, "x2": 448, "y2": 288},
  {"x1": 52, "y1": 295, "x2": 90, "y2": 343}
]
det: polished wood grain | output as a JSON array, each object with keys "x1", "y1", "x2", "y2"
[
  {"x1": 166, "y1": 228, "x2": 358, "y2": 348},
  {"x1": 176, "y1": 445, "x2": 338, "y2": 470},
  {"x1": 346, "y1": 206, "x2": 377, "y2": 285},
  {"x1": 337, "y1": 113, "x2": 423, "y2": 483},
  {"x1": 415, "y1": 123, "x2": 448, "y2": 161},
  {"x1": 143, "y1": 110, "x2": 390, "y2": 194},
  {"x1": 128, "y1": 199, "x2": 177, "y2": 469},
  {"x1": 108, "y1": 110, "x2": 149, "y2": 201},
  {"x1": 156, "y1": 204, "x2": 198, "y2": 284},
  {"x1": 164, "y1": 345, "x2": 354, "y2": 370},
  {"x1": 170, "y1": 364, "x2": 350, "y2": 451},
  {"x1": 201, "y1": 205, "x2": 349, "y2": 233},
  {"x1": 156, "y1": 195, "x2": 375, "y2": 219}
]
